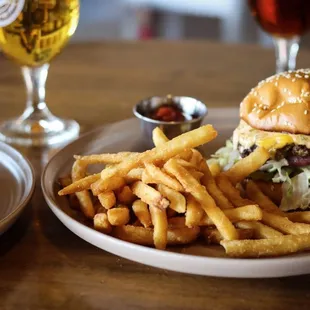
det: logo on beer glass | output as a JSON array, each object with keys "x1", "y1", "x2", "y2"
[{"x1": 0, "y1": 0, "x2": 25, "y2": 27}]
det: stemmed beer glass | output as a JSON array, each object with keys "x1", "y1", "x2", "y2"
[
  {"x1": 0, "y1": 0, "x2": 79, "y2": 146},
  {"x1": 248, "y1": 0, "x2": 310, "y2": 73}
]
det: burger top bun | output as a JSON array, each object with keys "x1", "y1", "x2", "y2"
[{"x1": 240, "y1": 69, "x2": 310, "y2": 135}]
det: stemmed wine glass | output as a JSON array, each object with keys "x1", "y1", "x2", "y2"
[
  {"x1": 248, "y1": 0, "x2": 310, "y2": 73},
  {"x1": 0, "y1": 0, "x2": 80, "y2": 146}
]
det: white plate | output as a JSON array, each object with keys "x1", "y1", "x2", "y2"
[
  {"x1": 42, "y1": 108, "x2": 310, "y2": 278},
  {"x1": 0, "y1": 141, "x2": 35, "y2": 235}
]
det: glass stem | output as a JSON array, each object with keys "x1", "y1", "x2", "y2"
[
  {"x1": 273, "y1": 36, "x2": 300, "y2": 73},
  {"x1": 20, "y1": 64, "x2": 52, "y2": 121}
]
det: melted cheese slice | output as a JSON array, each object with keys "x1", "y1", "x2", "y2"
[
  {"x1": 257, "y1": 135, "x2": 294, "y2": 151},
  {"x1": 233, "y1": 120, "x2": 310, "y2": 150}
]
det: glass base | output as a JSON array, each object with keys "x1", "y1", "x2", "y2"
[{"x1": 0, "y1": 116, "x2": 80, "y2": 147}]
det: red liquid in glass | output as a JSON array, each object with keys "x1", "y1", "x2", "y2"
[{"x1": 248, "y1": 0, "x2": 310, "y2": 37}]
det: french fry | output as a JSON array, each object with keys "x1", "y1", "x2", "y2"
[
  {"x1": 174, "y1": 158, "x2": 198, "y2": 170},
  {"x1": 58, "y1": 175, "x2": 80, "y2": 210},
  {"x1": 262, "y1": 211, "x2": 310, "y2": 235},
  {"x1": 112, "y1": 225, "x2": 200, "y2": 246},
  {"x1": 117, "y1": 185, "x2": 136, "y2": 204},
  {"x1": 149, "y1": 205, "x2": 168, "y2": 250},
  {"x1": 200, "y1": 205, "x2": 262, "y2": 226},
  {"x1": 168, "y1": 217, "x2": 186, "y2": 228},
  {"x1": 164, "y1": 158, "x2": 238, "y2": 240},
  {"x1": 142, "y1": 163, "x2": 183, "y2": 191},
  {"x1": 71, "y1": 160, "x2": 95, "y2": 219},
  {"x1": 200, "y1": 162, "x2": 234, "y2": 209},
  {"x1": 157, "y1": 184, "x2": 186, "y2": 213},
  {"x1": 245, "y1": 180, "x2": 284, "y2": 215},
  {"x1": 166, "y1": 227, "x2": 200, "y2": 245},
  {"x1": 208, "y1": 161, "x2": 221, "y2": 177},
  {"x1": 58, "y1": 173, "x2": 100, "y2": 195},
  {"x1": 91, "y1": 176, "x2": 125, "y2": 196},
  {"x1": 203, "y1": 228, "x2": 254, "y2": 244},
  {"x1": 132, "y1": 181, "x2": 169, "y2": 210},
  {"x1": 94, "y1": 213, "x2": 112, "y2": 234},
  {"x1": 187, "y1": 169, "x2": 204, "y2": 181},
  {"x1": 152, "y1": 127, "x2": 192, "y2": 160},
  {"x1": 189, "y1": 149, "x2": 205, "y2": 169},
  {"x1": 221, "y1": 234, "x2": 310, "y2": 258},
  {"x1": 98, "y1": 191, "x2": 116, "y2": 209},
  {"x1": 152, "y1": 127, "x2": 169, "y2": 146},
  {"x1": 132, "y1": 200, "x2": 152, "y2": 228},
  {"x1": 100, "y1": 125, "x2": 217, "y2": 183},
  {"x1": 236, "y1": 221, "x2": 283, "y2": 239},
  {"x1": 185, "y1": 195, "x2": 204, "y2": 228},
  {"x1": 216, "y1": 174, "x2": 253, "y2": 207},
  {"x1": 224, "y1": 147, "x2": 270, "y2": 185},
  {"x1": 124, "y1": 168, "x2": 144, "y2": 183},
  {"x1": 287, "y1": 211, "x2": 310, "y2": 224},
  {"x1": 254, "y1": 181, "x2": 282, "y2": 205},
  {"x1": 107, "y1": 207, "x2": 130, "y2": 226},
  {"x1": 74, "y1": 152, "x2": 139, "y2": 164}
]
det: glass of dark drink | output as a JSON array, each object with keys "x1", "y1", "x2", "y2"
[{"x1": 248, "y1": 0, "x2": 310, "y2": 73}]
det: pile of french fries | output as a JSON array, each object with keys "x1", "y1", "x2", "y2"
[{"x1": 58, "y1": 125, "x2": 310, "y2": 258}]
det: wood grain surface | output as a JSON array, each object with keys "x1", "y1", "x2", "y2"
[{"x1": 1, "y1": 41, "x2": 310, "y2": 310}]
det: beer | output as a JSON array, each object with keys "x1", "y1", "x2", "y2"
[
  {"x1": 248, "y1": 0, "x2": 310, "y2": 38},
  {"x1": 0, "y1": 0, "x2": 79, "y2": 67}
]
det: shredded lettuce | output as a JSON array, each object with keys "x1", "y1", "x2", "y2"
[
  {"x1": 257, "y1": 162, "x2": 309, "y2": 211},
  {"x1": 208, "y1": 139, "x2": 240, "y2": 171},
  {"x1": 260, "y1": 159, "x2": 293, "y2": 183},
  {"x1": 280, "y1": 170, "x2": 310, "y2": 211}
]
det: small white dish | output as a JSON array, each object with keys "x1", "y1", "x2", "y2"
[
  {"x1": 0, "y1": 141, "x2": 35, "y2": 234},
  {"x1": 42, "y1": 108, "x2": 310, "y2": 278}
]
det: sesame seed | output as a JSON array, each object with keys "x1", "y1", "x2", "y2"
[
  {"x1": 271, "y1": 109, "x2": 276, "y2": 113},
  {"x1": 305, "y1": 75, "x2": 309, "y2": 79},
  {"x1": 287, "y1": 98, "x2": 297, "y2": 104},
  {"x1": 283, "y1": 88, "x2": 288, "y2": 93},
  {"x1": 305, "y1": 110, "x2": 308, "y2": 115},
  {"x1": 292, "y1": 78, "x2": 296, "y2": 82}
]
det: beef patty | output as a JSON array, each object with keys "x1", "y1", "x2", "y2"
[{"x1": 239, "y1": 144, "x2": 310, "y2": 167}]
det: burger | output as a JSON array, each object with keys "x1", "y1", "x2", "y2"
[{"x1": 211, "y1": 69, "x2": 310, "y2": 211}]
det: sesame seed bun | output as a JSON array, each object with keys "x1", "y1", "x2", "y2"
[{"x1": 240, "y1": 69, "x2": 310, "y2": 135}]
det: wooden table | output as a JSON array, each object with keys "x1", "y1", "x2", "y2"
[{"x1": 1, "y1": 41, "x2": 310, "y2": 310}]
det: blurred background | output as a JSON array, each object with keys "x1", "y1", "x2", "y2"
[{"x1": 73, "y1": 0, "x2": 310, "y2": 47}]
